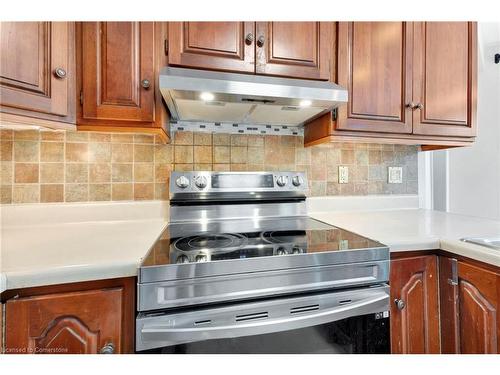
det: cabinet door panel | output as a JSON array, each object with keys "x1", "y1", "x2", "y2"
[
  {"x1": 168, "y1": 22, "x2": 255, "y2": 73},
  {"x1": 390, "y1": 255, "x2": 440, "y2": 353},
  {"x1": 81, "y1": 22, "x2": 154, "y2": 122},
  {"x1": 255, "y1": 22, "x2": 333, "y2": 80},
  {"x1": 412, "y1": 22, "x2": 476, "y2": 137},
  {"x1": 457, "y1": 261, "x2": 499, "y2": 353},
  {"x1": 336, "y1": 22, "x2": 413, "y2": 134},
  {"x1": 0, "y1": 22, "x2": 74, "y2": 121},
  {"x1": 5, "y1": 288, "x2": 123, "y2": 354}
]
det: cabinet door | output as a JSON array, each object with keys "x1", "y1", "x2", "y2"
[
  {"x1": 0, "y1": 22, "x2": 75, "y2": 122},
  {"x1": 168, "y1": 22, "x2": 255, "y2": 73},
  {"x1": 390, "y1": 255, "x2": 440, "y2": 353},
  {"x1": 457, "y1": 261, "x2": 498, "y2": 353},
  {"x1": 412, "y1": 22, "x2": 477, "y2": 137},
  {"x1": 5, "y1": 288, "x2": 123, "y2": 354},
  {"x1": 81, "y1": 22, "x2": 155, "y2": 123},
  {"x1": 336, "y1": 22, "x2": 413, "y2": 134},
  {"x1": 255, "y1": 22, "x2": 333, "y2": 80}
]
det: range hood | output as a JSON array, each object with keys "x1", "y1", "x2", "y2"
[{"x1": 159, "y1": 67, "x2": 347, "y2": 127}]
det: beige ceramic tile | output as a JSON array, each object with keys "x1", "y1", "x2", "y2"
[
  {"x1": 1, "y1": 185, "x2": 12, "y2": 203},
  {"x1": 89, "y1": 163, "x2": 111, "y2": 183},
  {"x1": 65, "y1": 164, "x2": 88, "y2": 183},
  {"x1": 1, "y1": 163, "x2": 13, "y2": 184},
  {"x1": 154, "y1": 145, "x2": 173, "y2": 164},
  {"x1": 194, "y1": 146, "x2": 212, "y2": 163},
  {"x1": 134, "y1": 134, "x2": 154, "y2": 144},
  {"x1": 213, "y1": 134, "x2": 230, "y2": 146},
  {"x1": 89, "y1": 132, "x2": 111, "y2": 143},
  {"x1": 134, "y1": 144, "x2": 154, "y2": 162},
  {"x1": 13, "y1": 184, "x2": 40, "y2": 203},
  {"x1": 89, "y1": 142, "x2": 112, "y2": 163},
  {"x1": 247, "y1": 135, "x2": 264, "y2": 147},
  {"x1": 111, "y1": 133, "x2": 134, "y2": 143},
  {"x1": 174, "y1": 145, "x2": 193, "y2": 164},
  {"x1": 66, "y1": 131, "x2": 89, "y2": 142},
  {"x1": 40, "y1": 184, "x2": 64, "y2": 203},
  {"x1": 213, "y1": 146, "x2": 230, "y2": 163},
  {"x1": 14, "y1": 130, "x2": 40, "y2": 141},
  {"x1": 14, "y1": 163, "x2": 39, "y2": 183},
  {"x1": 193, "y1": 133, "x2": 212, "y2": 145},
  {"x1": 112, "y1": 163, "x2": 133, "y2": 182},
  {"x1": 40, "y1": 163, "x2": 64, "y2": 183},
  {"x1": 154, "y1": 183, "x2": 169, "y2": 200},
  {"x1": 340, "y1": 149, "x2": 354, "y2": 164},
  {"x1": 213, "y1": 164, "x2": 230, "y2": 171},
  {"x1": 134, "y1": 163, "x2": 154, "y2": 182},
  {"x1": 230, "y1": 146, "x2": 247, "y2": 163},
  {"x1": 89, "y1": 184, "x2": 111, "y2": 201},
  {"x1": 40, "y1": 142, "x2": 64, "y2": 162},
  {"x1": 174, "y1": 131, "x2": 193, "y2": 145},
  {"x1": 134, "y1": 183, "x2": 154, "y2": 200},
  {"x1": 65, "y1": 184, "x2": 89, "y2": 202},
  {"x1": 231, "y1": 134, "x2": 247, "y2": 146},
  {"x1": 66, "y1": 143, "x2": 88, "y2": 162},
  {"x1": 1, "y1": 141, "x2": 13, "y2": 161},
  {"x1": 14, "y1": 141, "x2": 39, "y2": 162},
  {"x1": 40, "y1": 130, "x2": 65, "y2": 141},
  {"x1": 0, "y1": 129, "x2": 13, "y2": 140},
  {"x1": 154, "y1": 164, "x2": 171, "y2": 183},
  {"x1": 112, "y1": 183, "x2": 133, "y2": 200},
  {"x1": 111, "y1": 143, "x2": 133, "y2": 163}
]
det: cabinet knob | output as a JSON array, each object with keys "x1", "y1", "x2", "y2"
[
  {"x1": 415, "y1": 103, "x2": 424, "y2": 110},
  {"x1": 394, "y1": 298, "x2": 406, "y2": 310},
  {"x1": 245, "y1": 33, "x2": 254, "y2": 45},
  {"x1": 53, "y1": 67, "x2": 67, "y2": 79},
  {"x1": 141, "y1": 79, "x2": 151, "y2": 89},
  {"x1": 406, "y1": 102, "x2": 416, "y2": 109},
  {"x1": 257, "y1": 35, "x2": 265, "y2": 48},
  {"x1": 99, "y1": 342, "x2": 115, "y2": 354}
]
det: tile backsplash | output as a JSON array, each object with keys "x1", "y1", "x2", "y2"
[{"x1": 0, "y1": 128, "x2": 418, "y2": 204}]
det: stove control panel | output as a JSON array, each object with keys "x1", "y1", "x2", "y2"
[{"x1": 170, "y1": 171, "x2": 308, "y2": 195}]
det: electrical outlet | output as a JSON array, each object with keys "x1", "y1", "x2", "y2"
[
  {"x1": 338, "y1": 166, "x2": 349, "y2": 184},
  {"x1": 388, "y1": 167, "x2": 403, "y2": 184}
]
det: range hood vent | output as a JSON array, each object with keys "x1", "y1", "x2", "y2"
[{"x1": 160, "y1": 67, "x2": 347, "y2": 127}]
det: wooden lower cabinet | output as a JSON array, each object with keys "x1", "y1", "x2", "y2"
[
  {"x1": 390, "y1": 255, "x2": 440, "y2": 353},
  {"x1": 3, "y1": 277, "x2": 134, "y2": 354},
  {"x1": 440, "y1": 257, "x2": 499, "y2": 353}
]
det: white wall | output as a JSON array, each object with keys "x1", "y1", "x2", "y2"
[{"x1": 434, "y1": 23, "x2": 500, "y2": 219}]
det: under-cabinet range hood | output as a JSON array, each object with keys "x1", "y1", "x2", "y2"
[{"x1": 159, "y1": 67, "x2": 348, "y2": 127}]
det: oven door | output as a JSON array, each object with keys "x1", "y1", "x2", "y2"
[{"x1": 136, "y1": 285, "x2": 390, "y2": 354}]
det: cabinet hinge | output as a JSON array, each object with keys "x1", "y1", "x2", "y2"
[
  {"x1": 164, "y1": 39, "x2": 168, "y2": 56},
  {"x1": 80, "y1": 90, "x2": 83, "y2": 106},
  {"x1": 332, "y1": 108, "x2": 338, "y2": 121}
]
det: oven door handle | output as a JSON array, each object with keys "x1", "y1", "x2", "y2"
[{"x1": 138, "y1": 288, "x2": 389, "y2": 350}]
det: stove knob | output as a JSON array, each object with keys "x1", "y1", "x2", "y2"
[
  {"x1": 175, "y1": 175, "x2": 190, "y2": 189},
  {"x1": 276, "y1": 175, "x2": 289, "y2": 187},
  {"x1": 176, "y1": 255, "x2": 189, "y2": 264},
  {"x1": 195, "y1": 254, "x2": 208, "y2": 262},
  {"x1": 276, "y1": 247, "x2": 287, "y2": 256},
  {"x1": 292, "y1": 175, "x2": 304, "y2": 187},
  {"x1": 194, "y1": 176, "x2": 208, "y2": 189},
  {"x1": 292, "y1": 247, "x2": 303, "y2": 254}
]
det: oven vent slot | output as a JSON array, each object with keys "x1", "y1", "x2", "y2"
[
  {"x1": 339, "y1": 299, "x2": 352, "y2": 305},
  {"x1": 290, "y1": 304, "x2": 320, "y2": 314},
  {"x1": 194, "y1": 319, "x2": 212, "y2": 326},
  {"x1": 235, "y1": 312, "x2": 269, "y2": 322}
]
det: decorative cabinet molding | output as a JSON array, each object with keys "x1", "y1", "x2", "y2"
[{"x1": 0, "y1": 22, "x2": 76, "y2": 126}]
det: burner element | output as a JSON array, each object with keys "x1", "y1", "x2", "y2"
[
  {"x1": 174, "y1": 233, "x2": 248, "y2": 253},
  {"x1": 260, "y1": 230, "x2": 307, "y2": 244}
]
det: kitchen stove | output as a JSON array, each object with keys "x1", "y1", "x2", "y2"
[{"x1": 136, "y1": 171, "x2": 390, "y2": 353}]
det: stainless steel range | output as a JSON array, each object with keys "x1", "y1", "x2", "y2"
[{"x1": 136, "y1": 171, "x2": 390, "y2": 353}]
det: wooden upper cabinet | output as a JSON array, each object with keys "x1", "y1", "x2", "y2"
[
  {"x1": 0, "y1": 22, "x2": 75, "y2": 123},
  {"x1": 5, "y1": 288, "x2": 124, "y2": 354},
  {"x1": 390, "y1": 255, "x2": 440, "y2": 354},
  {"x1": 412, "y1": 22, "x2": 477, "y2": 137},
  {"x1": 336, "y1": 22, "x2": 413, "y2": 134},
  {"x1": 81, "y1": 22, "x2": 155, "y2": 123},
  {"x1": 168, "y1": 22, "x2": 255, "y2": 73},
  {"x1": 255, "y1": 22, "x2": 333, "y2": 80}
]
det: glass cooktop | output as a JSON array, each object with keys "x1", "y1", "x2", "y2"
[{"x1": 141, "y1": 217, "x2": 386, "y2": 267}]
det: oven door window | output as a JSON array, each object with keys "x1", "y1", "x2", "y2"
[{"x1": 141, "y1": 313, "x2": 389, "y2": 354}]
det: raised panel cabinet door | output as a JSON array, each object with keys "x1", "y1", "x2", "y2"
[
  {"x1": 457, "y1": 261, "x2": 499, "y2": 353},
  {"x1": 0, "y1": 22, "x2": 74, "y2": 121},
  {"x1": 336, "y1": 22, "x2": 413, "y2": 134},
  {"x1": 255, "y1": 22, "x2": 333, "y2": 80},
  {"x1": 168, "y1": 22, "x2": 255, "y2": 73},
  {"x1": 390, "y1": 255, "x2": 440, "y2": 354},
  {"x1": 81, "y1": 22, "x2": 155, "y2": 122},
  {"x1": 5, "y1": 288, "x2": 123, "y2": 354},
  {"x1": 412, "y1": 22, "x2": 477, "y2": 137}
]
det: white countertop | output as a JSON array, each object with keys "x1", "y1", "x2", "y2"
[
  {"x1": 310, "y1": 208, "x2": 500, "y2": 267},
  {"x1": 2, "y1": 196, "x2": 500, "y2": 293},
  {"x1": 1, "y1": 201, "x2": 168, "y2": 292}
]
